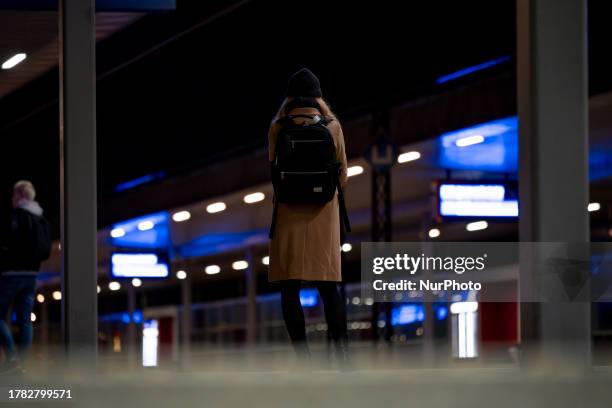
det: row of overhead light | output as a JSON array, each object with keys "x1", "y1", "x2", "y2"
[
  {"x1": 347, "y1": 151, "x2": 422, "y2": 177},
  {"x1": 110, "y1": 192, "x2": 269, "y2": 237},
  {"x1": 173, "y1": 192, "x2": 267, "y2": 222},
  {"x1": 174, "y1": 244, "x2": 353, "y2": 280},
  {"x1": 39, "y1": 243, "x2": 355, "y2": 301},
  {"x1": 37, "y1": 279, "x2": 127, "y2": 303},
  {"x1": 427, "y1": 221, "x2": 489, "y2": 239},
  {"x1": 428, "y1": 203, "x2": 603, "y2": 239},
  {"x1": 110, "y1": 155, "x2": 423, "y2": 238}
]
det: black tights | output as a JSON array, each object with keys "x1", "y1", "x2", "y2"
[{"x1": 280, "y1": 280, "x2": 348, "y2": 348}]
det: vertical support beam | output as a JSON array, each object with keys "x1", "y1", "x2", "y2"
[
  {"x1": 59, "y1": 0, "x2": 98, "y2": 362},
  {"x1": 127, "y1": 284, "x2": 137, "y2": 366},
  {"x1": 245, "y1": 249, "x2": 257, "y2": 344},
  {"x1": 421, "y1": 218, "x2": 435, "y2": 366},
  {"x1": 40, "y1": 295, "x2": 49, "y2": 355},
  {"x1": 517, "y1": 0, "x2": 590, "y2": 364},
  {"x1": 368, "y1": 111, "x2": 394, "y2": 345},
  {"x1": 181, "y1": 277, "x2": 192, "y2": 365}
]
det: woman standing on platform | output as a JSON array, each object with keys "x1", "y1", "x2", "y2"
[{"x1": 268, "y1": 68, "x2": 350, "y2": 368}]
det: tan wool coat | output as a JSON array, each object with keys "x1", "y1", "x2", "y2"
[{"x1": 268, "y1": 107, "x2": 348, "y2": 282}]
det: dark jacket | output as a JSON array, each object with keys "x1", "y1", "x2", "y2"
[{"x1": 0, "y1": 203, "x2": 51, "y2": 273}]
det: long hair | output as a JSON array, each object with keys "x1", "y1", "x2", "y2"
[{"x1": 273, "y1": 97, "x2": 337, "y2": 123}]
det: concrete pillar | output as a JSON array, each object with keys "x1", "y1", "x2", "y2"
[
  {"x1": 59, "y1": 0, "x2": 98, "y2": 363},
  {"x1": 517, "y1": 0, "x2": 590, "y2": 365}
]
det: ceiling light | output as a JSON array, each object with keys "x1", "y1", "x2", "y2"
[
  {"x1": 347, "y1": 165, "x2": 364, "y2": 177},
  {"x1": 205, "y1": 265, "x2": 221, "y2": 275},
  {"x1": 52, "y1": 291, "x2": 62, "y2": 301},
  {"x1": 176, "y1": 270, "x2": 187, "y2": 280},
  {"x1": 455, "y1": 134, "x2": 485, "y2": 147},
  {"x1": 428, "y1": 228, "x2": 441, "y2": 239},
  {"x1": 450, "y1": 301, "x2": 479, "y2": 314},
  {"x1": 137, "y1": 220, "x2": 154, "y2": 231},
  {"x1": 466, "y1": 221, "x2": 488, "y2": 232},
  {"x1": 2, "y1": 53, "x2": 26, "y2": 70},
  {"x1": 397, "y1": 151, "x2": 421, "y2": 164},
  {"x1": 243, "y1": 192, "x2": 265, "y2": 204},
  {"x1": 36, "y1": 294, "x2": 45, "y2": 303},
  {"x1": 31, "y1": 313, "x2": 36, "y2": 322},
  {"x1": 108, "y1": 281, "x2": 121, "y2": 291},
  {"x1": 172, "y1": 210, "x2": 191, "y2": 222},
  {"x1": 588, "y1": 202, "x2": 601, "y2": 212},
  {"x1": 110, "y1": 227, "x2": 125, "y2": 238},
  {"x1": 132, "y1": 278, "x2": 142, "y2": 287},
  {"x1": 232, "y1": 260, "x2": 249, "y2": 270},
  {"x1": 262, "y1": 256, "x2": 270, "y2": 266},
  {"x1": 97, "y1": 285, "x2": 101, "y2": 294},
  {"x1": 206, "y1": 202, "x2": 226, "y2": 214},
  {"x1": 341, "y1": 243, "x2": 352, "y2": 252}
]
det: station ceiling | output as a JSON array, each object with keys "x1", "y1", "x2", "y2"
[{"x1": 0, "y1": 0, "x2": 611, "y2": 238}]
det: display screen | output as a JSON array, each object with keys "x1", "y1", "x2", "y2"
[
  {"x1": 437, "y1": 182, "x2": 519, "y2": 218},
  {"x1": 110, "y1": 252, "x2": 170, "y2": 279}
]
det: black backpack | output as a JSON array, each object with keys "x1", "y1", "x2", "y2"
[
  {"x1": 269, "y1": 113, "x2": 351, "y2": 238},
  {"x1": 17, "y1": 210, "x2": 52, "y2": 264}
]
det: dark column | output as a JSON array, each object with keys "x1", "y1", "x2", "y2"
[
  {"x1": 181, "y1": 277, "x2": 192, "y2": 365},
  {"x1": 127, "y1": 285, "x2": 137, "y2": 366},
  {"x1": 368, "y1": 112, "x2": 395, "y2": 344},
  {"x1": 59, "y1": 0, "x2": 98, "y2": 362},
  {"x1": 245, "y1": 249, "x2": 257, "y2": 345},
  {"x1": 517, "y1": 0, "x2": 590, "y2": 365}
]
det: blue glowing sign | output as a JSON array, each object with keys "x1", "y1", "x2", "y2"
[
  {"x1": 391, "y1": 304, "x2": 425, "y2": 326},
  {"x1": 110, "y1": 252, "x2": 170, "y2": 279},
  {"x1": 299, "y1": 288, "x2": 319, "y2": 308},
  {"x1": 436, "y1": 116, "x2": 518, "y2": 173},
  {"x1": 109, "y1": 212, "x2": 170, "y2": 249},
  {"x1": 438, "y1": 182, "x2": 519, "y2": 218},
  {"x1": 99, "y1": 310, "x2": 143, "y2": 324},
  {"x1": 436, "y1": 306, "x2": 448, "y2": 321}
]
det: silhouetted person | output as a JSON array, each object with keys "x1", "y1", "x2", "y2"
[
  {"x1": 268, "y1": 68, "x2": 350, "y2": 369},
  {"x1": 0, "y1": 181, "x2": 51, "y2": 372}
]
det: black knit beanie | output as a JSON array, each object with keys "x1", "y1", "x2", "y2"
[{"x1": 287, "y1": 68, "x2": 322, "y2": 98}]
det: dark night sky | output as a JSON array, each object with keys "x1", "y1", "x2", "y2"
[{"x1": 0, "y1": 0, "x2": 610, "y2": 233}]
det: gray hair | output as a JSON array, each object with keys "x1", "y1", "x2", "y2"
[{"x1": 14, "y1": 180, "x2": 36, "y2": 201}]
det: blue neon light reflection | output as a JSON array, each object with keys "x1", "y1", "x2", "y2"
[
  {"x1": 110, "y1": 212, "x2": 170, "y2": 249},
  {"x1": 300, "y1": 288, "x2": 319, "y2": 307},
  {"x1": 436, "y1": 306, "x2": 448, "y2": 321},
  {"x1": 115, "y1": 171, "x2": 165, "y2": 192},
  {"x1": 176, "y1": 229, "x2": 269, "y2": 259},
  {"x1": 99, "y1": 310, "x2": 143, "y2": 324},
  {"x1": 391, "y1": 304, "x2": 425, "y2": 326},
  {"x1": 436, "y1": 56, "x2": 512, "y2": 85},
  {"x1": 436, "y1": 115, "x2": 612, "y2": 180},
  {"x1": 437, "y1": 116, "x2": 518, "y2": 173}
]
